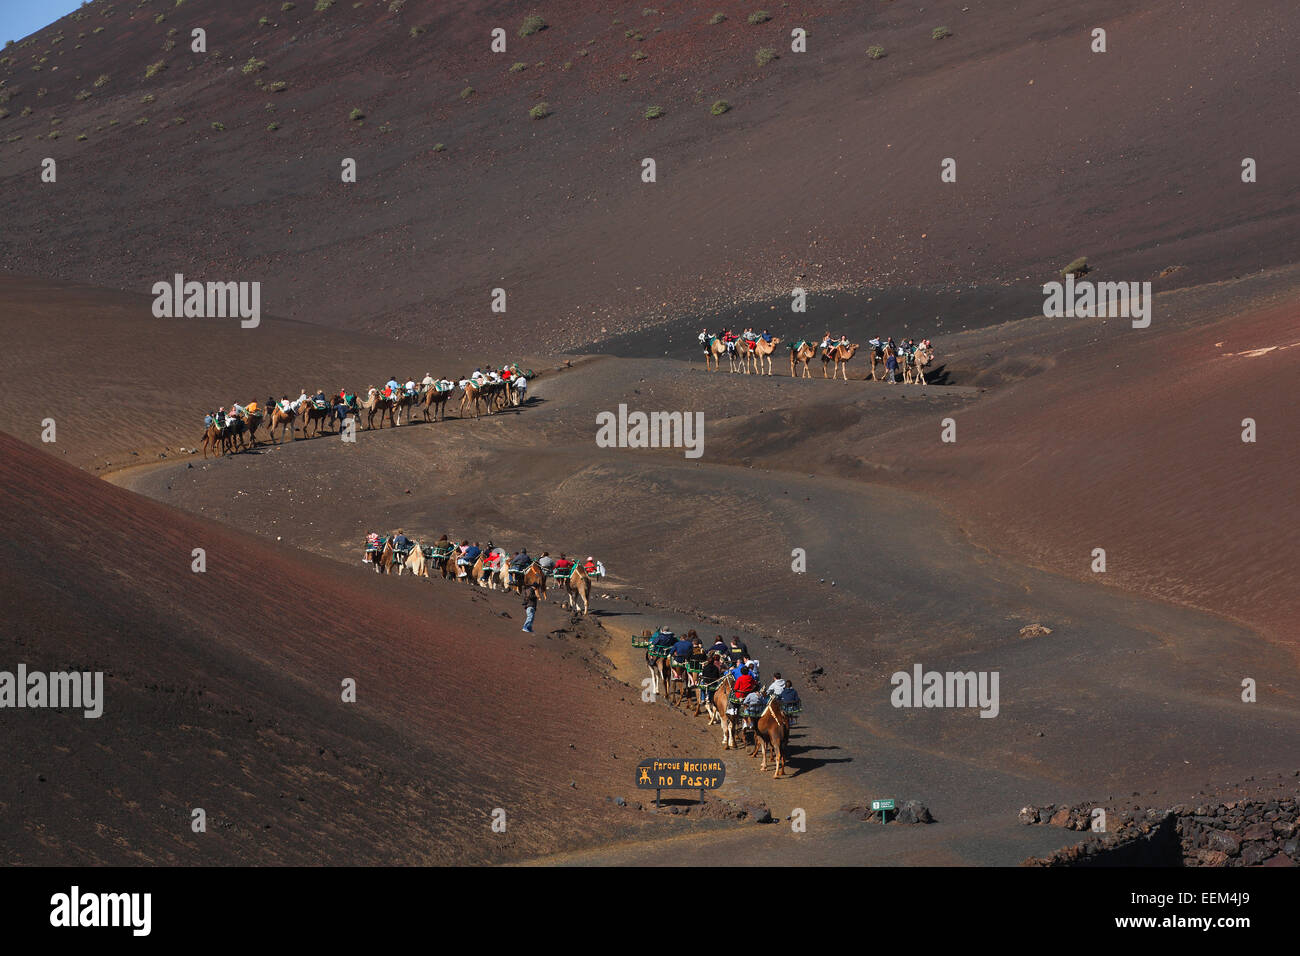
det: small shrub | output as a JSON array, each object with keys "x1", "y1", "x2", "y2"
[
  {"x1": 315, "y1": 0, "x2": 333, "y2": 11},
  {"x1": 154, "y1": 13, "x2": 165, "y2": 24},
  {"x1": 140, "y1": 93, "x2": 155, "y2": 104},
  {"x1": 36, "y1": 88, "x2": 47, "y2": 98},
  {"x1": 48, "y1": 129, "x2": 61, "y2": 138},
  {"x1": 747, "y1": 10, "x2": 771, "y2": 25},
  {"x1": 211, "y1": 121, "x2": 225, "y2": 130},
  {"x1": 644, "y1": 105, "x2": 664, "y2": 119},
  {"x1": 172, "y1": 116, "x2": 185, "y2": 124},
  {"x1": 349, "y1": 106, "x2": 364, "y2": 121},
  {"x1": 509, "y1": 61, "x2": 527, "y2": 72},
  {"x1": 74, "y1": 89, "x2": 92, "y2": 100},
  {"x1": 410, "y1": 26, "x2": 425, "y2": 37},
  {"x1": 460, "y1": 86, "x2": 474, "y2": 98},
  {"x1": 267, "y1": 121, "x2": 280, "y2": 130},
  {"x1": 618, "y1": 73, "x2": 629, "y2": 81},
  {"x1": 145, "y1": 61, "x2": 166, "y2": 78},
  {"x1": 163, "y1": 38, "x2": 175, "y2": 50},
  {"x1": 93, "y1": 26, "x2": 104, "y2": 33},
  {"x1": 625, "y1": 29, "x2": 635, "y2": 38},
  {"x1": 93, "y1": 73, "x2": 109, "y2": 87},
  {"x1": 77, "y1": 133, "x2": 87, "y2": 140},
  {"x1": 282, "y1": 2, "x2": 295, "y2": 9},
  {"x1": 109, "y1": 118, "x2": 119, "y2": 126},
  {"x1": 259, "y1": 16, "x2": 271, "y2": 26},
  {"x1": 6, "y1": 134, "x2": 22, "y2": 142},
  {"x1": 1060, "y1": 257, "x2": 1089, "y2": 278},
  {"x1": 265, "y1": 80, "x2": 287, "y2": 92},
  {"x1": 528, "y1": 101, "x2": 550, "y2": 119},
  {"x1": 519, "y1": 15, "x2": 547, "y2": 37},
  {"x1": 631, "y1": 50, "x2": 647, "y2": 60},
  {"x1": 49, "y1": 118, "x2": 61, "y2": 126},
  {"x1": 132, "y1": 117, "x2": 146, "y2": 125},
  {"x1": 867, "y1": 45, "x2": 885, "y2": 59},
  {"x1": 643, "y1": 7, "x2": 659, "y2": 15},
  {"x1": 20, "y1": 106, "x2": 32, "y2": 116},
  {"x1": 932, "y1": 26, "x2": 951, "y2": 39},
  {"x1": 710, "y1": 99, "x2": 730, "y2": 115},
  {"x1": 388, "y1": 0, "x2": 406, "y2": 11},
  {"x1": 433, "y1": 142, "x2": 446, "y2": 151},
  {"x1": 242, "y1": 57, "x2": 266, "y2": 74},
  {"x1": 755, "y1": 46, "x2": 777, "y2": 65},
  {"x1": 561, "y1": 61, "x2": 572, "y2": 70}
]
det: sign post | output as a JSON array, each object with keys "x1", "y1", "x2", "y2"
[
  {"x1": 636, "y1": 758, "x2": 726, "y2": 808},
  {"x1": 871, "y1": 798, "x2": 895, "y2": 825}
]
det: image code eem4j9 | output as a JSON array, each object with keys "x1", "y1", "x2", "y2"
[{"x1": 0, "y1": 0, "x2": 1296, "y2": 923}]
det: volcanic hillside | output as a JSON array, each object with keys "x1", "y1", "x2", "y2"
[{"x1": 1, "y1": 0, "x2": 1297, "y2": 351}]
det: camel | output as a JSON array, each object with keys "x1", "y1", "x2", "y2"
[
  {"x1": 200, "y1": 421, "x2": 226, "y2": 459},
  {"x1": 266, "y1": 402, "x2": 297, "y2": 444},
  {"x1": 645, "y1": 639, "x2": 672, "y2": 701},
  {"x1": 403, "y1": 541, "x2": 427, "y2": 577},
  {"x1": 725, "y1": 340, "x2": 748, "y2": 374},
  {"x1": 240, "y1": 409, "x2": 263, "y2": 448},
  {"x1": 563, "y1": 566, "x2": 592, "y2": 615},
  {"x1": 822, "y1": 342, "x2": 860, "y2": 381},
  {"x1": 788, "y1": 340, "x2": 816, "y2": 378},
  {"x1": 459, "y1": 381, "x2": 485, "y2": 419},
  {"x1": 367, "y1": 538, "x2": 394, "y2": 574},
  {"x1": 421, "y1": 540, "x2": 456, "y2": 579},
  {"x1": 221, "y1": 416, "x2": 246, "y2": 454},
  {"x1": 515, "y1": 562, "x2": 548, "y2": 599},
  {"x1": 750, "y1": 697, "x2": 790, "y2": 777},
  {"x1": 737, "y1": 338, "x2": 761, "y2": 374},
  {"x1": 868, "y1": 344, "x2": 886, "y2": 381},
  {"x1": 907, "y1": 345, "x2": 934, "y2": 385},
  {"x1": 712, "y1": 674, "x2": 739, "y2": 750},
  {"x1": 421, "y1": 385, "x2": 455, "y2": 422},
  {"x1": 472, "y1": 549, "x2": 509, "y2": 590},
  {"x1": 299, "y1": 400, "x2": 332, "y2": 438},
  {"x1": 389, "y1": 389, "x2": 418, "y2": 426},
  {"x1": 358, "y1": 388, "x2": 394, "y2": 430},
  {"x1": 703, "y1": 335, "x2": 727, "y2": 371},
  {"x1": 751, "y1": 336, "x2": 782, "y2": 375}
]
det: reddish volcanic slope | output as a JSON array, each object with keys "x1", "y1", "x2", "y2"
[
  {"x1": 1, "y1": 0, "x2": 1297, "y2": 350},
  {"x1": 0, "y1": 429, "x2": 671, "y2": 865}
]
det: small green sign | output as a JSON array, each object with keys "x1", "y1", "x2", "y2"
[{"x1": 871, "y1": 798, "x2": 895, "y2": 824}]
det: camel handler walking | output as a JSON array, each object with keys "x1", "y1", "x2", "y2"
[{"x1": 522, "y1": 586, "x2": 538, "y2": 634}]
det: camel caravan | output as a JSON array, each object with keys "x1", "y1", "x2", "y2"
[
  {"x1": 635, "y1": 628, "x2": 803, "y2": 779},
  {"x1": 363, "y1": 532, "x2": 604, "y2": 616},
  {"x1": 701, "y1": 328, "x2": 935, "y2": 384},
  {"x1": 700, "y1": 328, "x2": 784, "y2": 374},
  {"x1": 199, "y1": 364, "x2": 532, "y2": 458}
]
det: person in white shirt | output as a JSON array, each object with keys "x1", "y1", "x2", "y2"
[{"x1": 766, "y1": 673, "x2": 788, "y2": 697}]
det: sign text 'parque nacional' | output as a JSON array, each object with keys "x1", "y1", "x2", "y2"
[{"x1": 636, "y1": 758, "x2": 726, "y2": 790}]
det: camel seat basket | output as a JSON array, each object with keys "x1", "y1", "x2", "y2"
[
  {"x1": 782, "y1": 702, "x2": 803, "y2": 716},
  {"x1": 648, "y1": 645, "x2": 672, "y2": 660},
  {"x1": 429, "y1": 545, "x2": 454, "y2": 559},
  {"x1": 552, "y1": 565, "x2": 575, "y2": 581},
  {"x1": 685, "y1": 660, "x2": 704, "y2": 675}
]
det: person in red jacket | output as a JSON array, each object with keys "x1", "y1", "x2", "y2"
[{"x1": 732, "y1": 667, "x2": 758, "y2": 697}]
